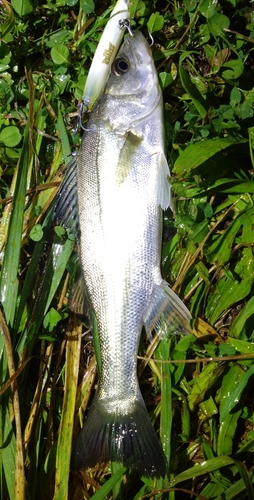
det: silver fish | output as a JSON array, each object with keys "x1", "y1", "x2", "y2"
[{"x1": 57, "y1": 31, "x2": 191, "y2": 477}]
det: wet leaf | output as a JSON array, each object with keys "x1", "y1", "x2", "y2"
[{"x1": 220, "y1": 364, "x2": 254, "y2": 422}]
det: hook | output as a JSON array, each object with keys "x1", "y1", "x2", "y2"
[
  {"x1": 119, "y1": 18, "x2": 134, "y2": 37},
  {"x1": 72, "y1": 102, "x2": 93, "y2": 134},
  {"x1": 147, "y1": 30, "x2": 154, "y2": 47}
]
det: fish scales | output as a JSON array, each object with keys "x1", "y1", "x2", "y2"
[{"x1": 57, "y1": 31, "x2": 191, "y2": 477}]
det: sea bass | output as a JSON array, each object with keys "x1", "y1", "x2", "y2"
[{"x1": 57, "y1": 31, "x2": 191, "y2": 477}]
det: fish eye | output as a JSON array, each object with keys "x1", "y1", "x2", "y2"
[{"x1": 111, "y1": 57, "x2": 129, "y2": 76}]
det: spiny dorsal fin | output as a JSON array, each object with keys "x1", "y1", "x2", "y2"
[{"x1": 55, "y1": 155, "x2": 79, "y2": 236}]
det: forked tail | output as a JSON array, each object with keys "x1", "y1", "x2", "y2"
[{"x1": 73, "y1": 396, "x2": 166, "y2": 477}]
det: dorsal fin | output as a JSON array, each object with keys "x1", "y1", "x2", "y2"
[{"x1": 55, "y1": 155, "x2": 79, "y2": 236}]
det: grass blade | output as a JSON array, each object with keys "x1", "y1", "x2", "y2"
[
  {"x1": 0, "y1": 121, "x2": 30, "y2": 326},
  {"x1": 53, "y1": 318, "x2": 82, "y2": 500},
  {"x1": 89, "y1": 466, "x2": 128, "y2": 500},
  {"x1": 0, "y1": 309, "x2": 25, "y2": 499}
]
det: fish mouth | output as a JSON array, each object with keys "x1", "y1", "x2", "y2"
[{"x1": 124, "y1": 30, "x2": 154, "y2": 67}]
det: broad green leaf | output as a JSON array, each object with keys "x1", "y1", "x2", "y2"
[
  {"x1": 51, "y1": 44, "x2": 70, "y2": 65},
  {"x1": 80, "y1": 0, "x2": 95, "y2": 14},
  {"x1": 0, "y1": 126, "x2": 22, "y2": 147},
  {"x1": 228, "y1": 337, "x2": 254, "y2": 354},
  {"x1": 159, "y1": 72, "x2": 173, "y2": 89},
  {"x1": 147, "y1": 12, "x2": 164, "y2": 33},
  {"x1": 199, "y1": 0, "x2": 218, "y2": 19},
  {"x1": 236, "y1": 101, "x2": 254, "y2": 120},
  {"x1": 11, "y1": 0, "x2": 33, "y2": 16},
  {"x1": 42, "y1": 29, "x2": 72, "y2": 48},
  {"x1": 222, "y1": 60, "x2": 244, "y2": 80},
  {"x1": 43, "y1": 308, "x2": 62, "y2": 332},
  {"x1": 173, "y1": 138, "x2": 236, "y2": 178},
  {"x1": 230, "y1": 87, "x2": 241, "y2": 106},
  {"x1": 30, "y1": 224, "x2": 43, "y2": 242},
  {"x1": 208, "y1": 13, "x2": 230, "y2": 38}
]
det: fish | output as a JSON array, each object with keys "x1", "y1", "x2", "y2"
[{"x1": 56, "y1": 30, "x2": 191, "y2": 478}]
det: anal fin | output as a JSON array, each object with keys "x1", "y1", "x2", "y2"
[{"x1": 143, "y1": 280, "x2": 191, "y2": 339}]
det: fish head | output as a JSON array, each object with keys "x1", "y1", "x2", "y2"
[{"x1": 98, "y1": 30, "x2": 161, "y2": 134}]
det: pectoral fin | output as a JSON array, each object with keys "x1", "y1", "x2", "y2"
[
  {"x1": 143, "y1": 280, "x2": 191, "y2": 339},
  {"x1": 115, "y1": 130, "x2": 143, "y2": 185},
  {"x1": 156, "y1": 152, "x2": 173, "y2": 211}
]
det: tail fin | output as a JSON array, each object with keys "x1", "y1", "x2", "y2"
[{"x1": 73, "y1": 397, "x2": 166, "y2": 478}]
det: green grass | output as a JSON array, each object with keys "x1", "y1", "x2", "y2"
[{"x1": 0, "y1": 0, "x2": 254, "y2": 498}]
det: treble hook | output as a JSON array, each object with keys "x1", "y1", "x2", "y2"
[
  {"x1": 72, "y1": 102, "x2": 92, "y2": 134},
  {"x1": 148, "y1": 31, "x2": 154, "y2": 47},
  {"x1": 118, "y1": 18, "x2": 134, "y2": 37}
]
